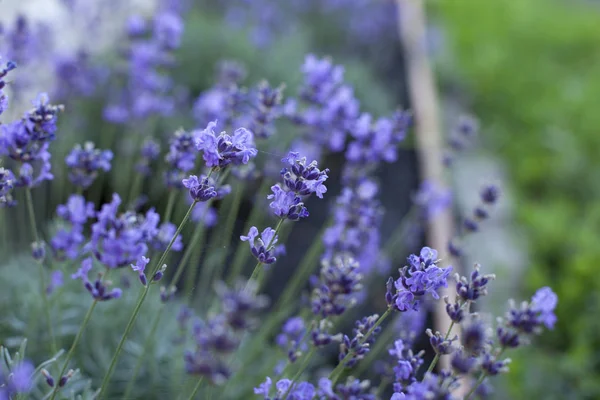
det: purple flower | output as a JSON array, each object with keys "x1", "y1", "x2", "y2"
[
  {"x1": 267, "y1": 184, "x2": 308, "y2": 220},
  {"x1": 182, "y1": 175, "x2": 217, "y2": 202},
  {"x1": 47, "y1": 270, "x2": 64, "y2": 294},
  {"x1": 387, "y1": 247, "x2": 452, "y2": 313},
  {"x1": 57, "y1": 195, "x2": 95, "y2": 224},
  {"x1": 0, "y1": 58, "x2": 17, "y2": 115},
  {"x1": 480, "y1": 184, "x2": 501, "y2": 204},
  {"x1": 131, "y1": 255, "x2": 150, "y2": 286},
  {"x1": 276, "y1": 316, "x2": 307, "y2": 362},
  {"x1": 0, "y1": 93, "x2": 63, "y2": 187},
  {"x1": 394, "y1": 373, "x2": 456, "y2": 399},
  {"x1": 0, "y1": 167, "x2": 16, "y2": 207},
  {"x1": 413, "y1": 180, "x2": 452, "y2": 221},
  {"x1": 185, "y1": 281, "x2": 267, "y2": 384},
  {"x1": 10, "y1": 361, "x2": 34, "y2": 392},
  {"x1": 426, "y1": 328, "x2": 458, "y2": 355},
  {"x1": 388, "y1": 339, "x2": 424, "y2": 392},
  {"x1": 191, "y1": 200, "x2": 218, "y2": 227},
  {"x1": 312, "y1": 257, "x2": 363, "y2": 318},
  {"x1": 240, "y1": 226, "x2": 279, "y2": 264},
  {"x1": 126, "y1": 15, "x2": 147, "y2": 37},
  {"x1": 65, "y1": 142, "x2": 113, "y2": 188},
  {"x1": 215, "y1": 281, "x2": 269, "y2": 330},
  {"x1": 455, "y1": 263, "x2": 496, "y2": 302},
  {"x1": 53, "y1": 49, "x2": 106, "y2": 100},
  {"x1": 247, "y1": 80, "x2": 284, "y2": 139},
  {"x1": 153, "y1": 12, "x2": 184, "y2": 50},
  {"x1": 254, "y1": 376, "x2": 272, "y2": 398},
  {"x1": 530, "y1": 287, "x2": 558, "y2": 329},
  {"x1": 194, "y1": 121, "x2": 258, "y2": 168},
  {"x1": 332, "y1": 377, "x2": 376, "y2": 400},
  {"x1": 505, "y1": 287, "x2": 558, "y2": 334},
  {"x1": 280, "y1": 151, "x2": 329, "y2": 198},
  {"x1": 152, "y1": 222, "x2": 183, "y2": 252},
  {"x1": 300, "y1": 54, "x2": 344, "y2": 104},
  {"x1": 339, "y1": 314, "x2": 381, "y2": 368},
  {"x1": 166, "y1": 129, "x2": 197, "y2": 175},
  {"x1": 136, "y1": 138, "x2": 161, "y2": 176},
  {"x1": 89, "y1": 193, "x2": 159, "y2": 268},
  {"x1": 72, "y1": 258, "x2": 122, "y2": 301}
]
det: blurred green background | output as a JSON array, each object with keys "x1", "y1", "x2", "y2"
[{"x1": 433, "y1": 0, "x2": 600, "y2": 398}]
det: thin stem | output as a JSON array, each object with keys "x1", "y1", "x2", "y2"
[
  {"x1": 128, "y1": 173, "x2": 144, "y2": 206},
  {"x1": 426, "y1": 300, "x2": 468, "y2": 374},
  {"x1": 186, "y1": 232, "x2": 206, "y2": 302},
  {"x1": 463, "y1": 348, "x2": 505, "y2": 400},
  {"x1": 48, "y1": 300, "x2": 98, "y2": 400},
  {"x1": 376, "y1": 377, "x2": 391, "y2": 396},
  {"x1": 185, "y1": 377, "x2": 204, "y2": 400},
  {"x1": 277, "y1": 222, "x2": 327, "y2": 308},
  {"x1": 215, "y1": 182, "x2": 244, "y2": 279},
  {"x1": 97, "y1": 200, "x2": 198, "y2": 399},
  {"x1": 38, "y1": 263, "x2": 57, "y2": 355},
  {"x1": 426, "y1": 320, "x2": 456, "y2": 374},
  {"x1": 163, "y1": 190, "x2": 177, "y2": 224},
  {"x1": 354, "y1": 316, "x2": 397, "y2": 376},
  {"x1": 282, "y1": 347, "x2": 316, "y2": 399},
  {"x1": 245, "y1": 218, "x2": 284, "y2": 292},
  {"x1": 172, "y1": 223, "x2": 205, "y2": 291},
  {"x1": 228, "y1": 180, "x2": 271, "y2": 282},
  {"x1": 121, "y1": 306, "x2": 165, "y2": 400},
  {"x1": 24, "y1": 188, "x2": 39, "y2": 243},
  {"x1": 25, "y1": 188, "x2": 57, "y2": 355},
  {"x1": 329, "y1": 308, "x2": 392, "y2": 385}
]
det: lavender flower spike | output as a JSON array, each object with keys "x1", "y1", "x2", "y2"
[
  {"x1": 267, "y1": 184, "x2": 309, "y2": 220},
  {"x1": 65, "y1": 142, "x2": 113, "y2": 188},
  {"x1": 240, "y1": 226, "x2": 279, "y2": 264},
  {"x1": 194, "y1": 120, "x2": 258, "y2": 168},
  {"x1": 386, "y1": 247, "x2": 452, "y2": 312},
  {"x1": 131, "y1": 255, "x2": 150, "y2": 286},
  {"x1": 182, "y1": 175, "x2": 217, "y2": 202},
  {"x1": 281, "y1": 151, "x2": 329, "y2": 198}
]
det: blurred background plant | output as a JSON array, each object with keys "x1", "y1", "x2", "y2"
[
  {"x1": 432, "y1": 0, "x2": 600, "y2": 398},
  {"x1": 0, "y1": 0, "x2": 587, "y2": 399}
]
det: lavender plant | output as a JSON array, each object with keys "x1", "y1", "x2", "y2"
[{"x1": 0, "y1": 3, "x2": 559, "y2": 400}]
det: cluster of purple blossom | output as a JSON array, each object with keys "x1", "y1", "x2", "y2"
[
  {"x1": 104, "y1": 8, "x2": 184, "y2": 123},
  {"x1": 0, "y1": 5, "x2": 560, "y2": 396}
]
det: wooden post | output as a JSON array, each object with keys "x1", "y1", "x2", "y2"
[{"x1": 396, "y1": 0, "x2": 460, "y2": 375}]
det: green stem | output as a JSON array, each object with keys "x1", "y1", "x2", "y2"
[
  {"x1": 215, "y1": 182, "x2": 244, "y2": 279},
  {"x1": 121, "y1": 306, "x2": 165, "y2": 400},
  {"x1": 24, "y1": 188, "x2": 39, "y2": 243},
  {"x1": 464, "y1": 348, "x2": 505, "y2": 400},
  {"x1": 329, "y1": 308, "x2": 392, "y2": 385},
  {"x1": 97, "y1": 200, "x2": 198, "y2": 399},
  {"x1": 186, "y1": 233, "x2": 206, "y2": 302},
  {"x1": 426, "y1": 320, "x2": 456, "y2": 374},
  {"x1": 277, "y1": 223, "x2": 327, "y2": 308},
  {"x1": 185, "y1": 377, "x2": 204, "y2": 400},
  {"x1": 48, "y1": 300, "x2": 98, "y2": 400},
  {"x1": 128, "y1": 173, "x2": 144, "y2": 206},
  {"x1": 163, "y1": 190, "x2": 177, "y2": 224},
  {"x1": 246, "y1": 218, "x2": 284, "y2": 292},
  {"x1": 227, "y1": 180, "x2": 271, "y2": 283},
  {"x1": 427, "y1": 300, "x2": 470, "y2": 374},
  {"x1": 173, "y1": 223, "x2": 206, "y2": 291},
  {"x1": 282, "y1": 347, "x2": 316, "y2": 399},
  {"x1": 354, "y1": 316, "x2": 397, "y2": 376},
  {"x1": 25, "y1": 188, "x2": 57, "y2": 355}
]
